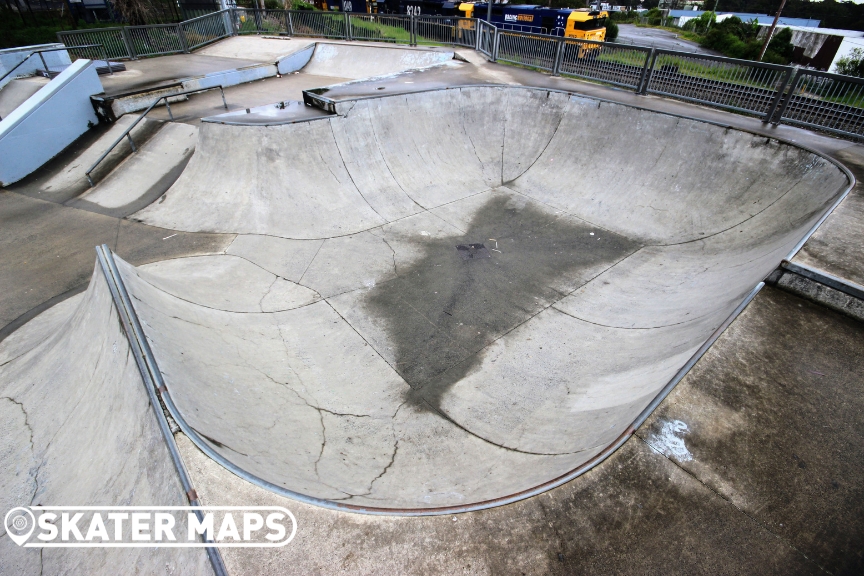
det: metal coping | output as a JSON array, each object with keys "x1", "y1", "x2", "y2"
[
  {"x1": 96, "y1": 245, "x2": 228, "y2": 575},
  {"x1": 781, "y1": 260, "x2": 864, "y2": 301}
]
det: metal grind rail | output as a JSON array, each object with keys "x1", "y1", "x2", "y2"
[{"x1": 84, "y1": 85, "x2": 227, "y2": 187}]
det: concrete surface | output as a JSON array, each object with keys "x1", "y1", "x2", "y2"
[
  {"x1": 119, "y1": 86, "x2": 848, "y2": 509},
  {"x1": 615, "y1": 24, "x2": 719, "y2": 55},
  {"x1": 0, "y1": 264, "x2": 212, "y2": 575},
  {"x1": 1, "y1": 36, "x2": 863, "y2": 574},
  {"x1": 0, "y1": 76, "x2": 48, "y2": 119},
  {"x1": 72, "y1": 122, "x2": 198, "y2": 216}
]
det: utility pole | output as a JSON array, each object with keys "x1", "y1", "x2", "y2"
[
  {"x1": 759, "y1": 0, "x2": 788, "y2": 61},
  {"x1": 487, "y1": 0, "x2": 492, "y2": 23}
]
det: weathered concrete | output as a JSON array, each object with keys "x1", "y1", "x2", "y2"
[
  {"x1": 0, "y1": 264, "x2": 212, "y2": 575},
  {"x1": 115, "y1": 86, "x2": 850, "y2": 509},
  {"x1": 0, "y1": 76, "x2": 48, "y2": 119},
  {"x1": 300, "y1": 42, "x2": 454, "y2": 79},
  {"x1": 639, "y1": 287, "x2": 864, "y2": 575},
  {"x1": 72, "y1": 122, "x2": 198, "y2": 216}
]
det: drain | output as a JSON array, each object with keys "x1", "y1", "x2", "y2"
[{"x1": 455, "y1": 243, "x2": 491, "y2": 260}]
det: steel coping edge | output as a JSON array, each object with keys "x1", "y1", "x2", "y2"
[
  {"x1": 97, "y1": 83, "x2": 855, "y2": 517},
  {"x1": 96, "y1": 246, "x2": 229, "y2": 576},
  {"x1": 98, "y1": 243, "x2": 764, "y2": 516}
]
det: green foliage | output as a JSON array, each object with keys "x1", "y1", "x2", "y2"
[
  {"x1": 681, "y1": 10, "x2": 715, "y2": 35},
  {"x1": 834, "y1": 47, "x2": 864, "y2": 77},
  {"x1": 264, "y1": 0, "x2": 281, "y2": 8},
  {"x1": 610, "y1": 11, "x2": 638, "y2": 23},
  {"x1": 605, "y1": 19, "x2": 619, "y2": 41},
  {"x1": 646, "y1": 7, "x2": 662, "y2": 25},
  {"x1": 290, "y1": 0, "x2": 316, "y2": 9},
  {"x1": 700, "y1": 17, "x2": 793, "y2": 64}
]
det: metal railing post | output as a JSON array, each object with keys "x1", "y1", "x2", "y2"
[
  {"x1": 177, "y1": 23, "x2": 189, "y2": 53},
  {"x1": 637, "y1": 48, "x2": 656, "y2": 94},
  {"x1": 286, "y1": 10, "x2": 294, "y2": 36},
  {"x1": 771, "y1": 68, "x2": 804, "y2": 127},
  {"x1": 763, "y1": 66, "x2": 793, "y2": 123},
  {"x1": 121, "y1": 27, "x2": 136, "y2": 59},
  {"x1": 552, "y1": 36, "x2": 564, "y2": 76},
  {"x1": 102, "y1": 45, "x2": 114, "y2": 74},
  {"x1": 474, "y1": 20, "x2": 481, "y2": 51},
  {"x1": 491, "y1": 27, "x2": 499, "y2": 62},
  {"x1": 344, "y1": 12, "x2": 351, "y2": 40},
  {"x1": 410, "y1": 15, "x2": 415, "y2": 46},
  {"x1": 37, "y1": 51, "x2": 48, "y2": 74}
]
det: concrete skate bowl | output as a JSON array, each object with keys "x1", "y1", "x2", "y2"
[{"x1": 117, "y1": 86, "x2": 850, "y2": 512}]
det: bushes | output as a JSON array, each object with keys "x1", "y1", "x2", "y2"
[
  {"x1": 605, "y1": 19, "x2": 618, "y2": 41},
  {"x1": 834, "y1": 47, "x2": 864, "y2": 77},
  {"x1": 700, "y1": 16, "x2": 793, "y2": 64}
]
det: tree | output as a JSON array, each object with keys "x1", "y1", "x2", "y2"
[{"x1": 835, "y1": 47, "x2": 864, "y2": 77}]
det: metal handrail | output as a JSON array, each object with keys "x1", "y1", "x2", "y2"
[
  {"x1": 85, "y1": 85, "x2": 227, "y2": 187},
  {"x1": 0, "y1": 43, "x2": 114, "y2": 88}
]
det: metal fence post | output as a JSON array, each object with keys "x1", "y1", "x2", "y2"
[
  {"x1": 637, "y1": 48, "x2": 656, "y2": 94},
  {"x1": 345, "y1": 12, "x2": 351, "y2": 40},
  {"x1": 491, "y1": 27, "x2": 499, "y2": 62},
  {"x1": 410, "y1": 15, "x2": 415, "y2": 46},
  {"x1": 552, "y1": 36, "x2": 564, "y2": 76},
  {"x1": 763, "y1": 66, "x2": 794, "y2": 123},
  {"x1": 771, "y1": 68, "x2": 804, "y2": 127},
  {"x1": 286, "y1": 10, "x2": 294, "y2": 36},
  {"x1": 121, "y1": 27, "x2": 136, "y2": 60},
  {"x1": 177, "y1": 23, "x2": 189, "y2": 53},
  {"x1": 474, "y1": 20, "x2": 481, "y2": 51},
  {"x1": 225, "y1": 9, "x2": 236, "y2": 37}
]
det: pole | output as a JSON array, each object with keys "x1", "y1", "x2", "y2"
[
  {"x1": 486, "y1": 0, "x2": 491, "y2": 24},
  {"x1": 758, "y1": 0, "x2": 787, "y2": 62}
]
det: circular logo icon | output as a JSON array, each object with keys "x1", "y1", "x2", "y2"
[{"x1": 4, "y1": 507, "x2": 35, "y2": 546}]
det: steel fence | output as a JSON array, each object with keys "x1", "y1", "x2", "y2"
[
  {"x1": 56, "y1": 12, "x2": 864, "y2": 140},
  {"x1": 57, "y1": 28, "x2": 130, "y2": 60},
  {"x1": 496, "y1": 31, "x2": 559, "y2": 73},
  {"x1": 414, "y1": 17, "x2": 476, "y2": 48},
  {"x1": 290, "y1": 10, "x2": 347, "y2": 39},
  {"x1": 773, "y1": 68, "x2": 864, "y2": 139},
  {"x1": 477, "y1": 20, "x2": 495, "y2": 58},
  {"x1": 233, "y1": 8, "x2": 289, "y2": 36},
  {"x1": 558, "y1": 39, "x2": 651, "y2": 91},
  {"x1": 643, "y1": 50, "x2": 792, "y2": 119},
  {"x1": 182, "y1": 10, "x2": 232, "y2": 50},
  {"x1": 125, "y1": 24, "x2": 186, "y2": 57},
  {"x1": 348, "y1": 15, "x2": 412, "y2": 43}
]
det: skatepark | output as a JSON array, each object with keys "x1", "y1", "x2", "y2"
[{"x1": 1, "y1": 25, "x2": 863, "y2": 575}]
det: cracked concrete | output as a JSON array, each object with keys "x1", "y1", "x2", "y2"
[{"x1": 85, "y1": 86, "x2": 851, "y2": 509}]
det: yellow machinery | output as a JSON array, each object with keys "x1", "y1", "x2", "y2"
[{"x1": 565, "y1": 9, "x2": 608, "y2": 42}]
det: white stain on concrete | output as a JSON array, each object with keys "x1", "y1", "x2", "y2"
[{"x1": 647, "y1": 419, "x2": 693, "y2": 462}]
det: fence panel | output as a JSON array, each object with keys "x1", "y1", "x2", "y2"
[
  {"x1": 477, "y1": 20, "x2": 494, "y2": 57},
  {"x1": 558, "y1": 39, "x2": 651, "y2": 90},
  {"x1": 645, "y1": 50, "x2": 790, "y2": 118},
  {"x1": 126, "y1": 24, "x2": 185, "y2": 57},
  {"x1": 289, "y1": 10, "x2": 348, "y2": 39},
  {"x1": 348, "y1": 15, "x2": 412, "y2": 43},
  {"x1": 57, "y1": 28, "x2": 130, "y2": 60},
  {"x1": 414, "y1": 16, "x2": 475, "y2": 48},
  {"x1": 496, "y1": 31, "x2": 558, "y2": 73},
  {"x1": 233, "y1": 8, "x2": 289, "y2": 35},
  {"x1": 183, "y1": 10, "x2": 232, "y2": 50},
  {"x1": 775, "y1": 69, "x2": 864, "y2": 138}
]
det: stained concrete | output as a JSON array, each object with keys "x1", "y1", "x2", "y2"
[
  {"x1": 109, "y1": 86, "x2": 850, "y2": 509},
  {"x1": 0, "y1": 76, "x2": 49, "y2": 119},
  {"x1": 639, "y1": 287, "x2": 864, "y2": 575}
]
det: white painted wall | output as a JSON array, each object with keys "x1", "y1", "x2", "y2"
[
  {"x1": 0, "y1": 59, "x2": 103, "y2": 186},
  {"x1": 0, "y1": 44, "x2": 72, "y2": 90}
]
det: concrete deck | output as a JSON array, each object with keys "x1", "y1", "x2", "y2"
[{"x1": 1, "y1": 36, "x2": 863, "y2": 574}]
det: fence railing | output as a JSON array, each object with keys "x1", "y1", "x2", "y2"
[{"x1": 55, "y1": 10, "x2": 864, "y2": 140}]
